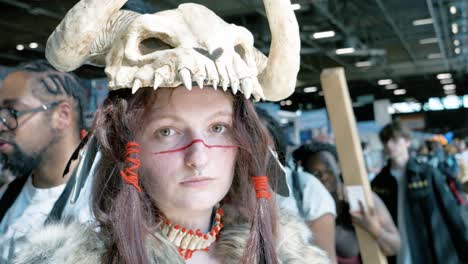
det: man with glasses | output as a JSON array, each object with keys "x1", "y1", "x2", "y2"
[{"x1": 0, "y1": 60, "x2": 87, "y2": 262}]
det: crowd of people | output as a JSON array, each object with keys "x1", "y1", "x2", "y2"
[{"x1": 0, "y1": 0, "x2": 467, "y2": 263}]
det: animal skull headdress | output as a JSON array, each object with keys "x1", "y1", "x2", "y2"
[{"x1": 46, "y1": 0, "x2": 300, "y2": 102}]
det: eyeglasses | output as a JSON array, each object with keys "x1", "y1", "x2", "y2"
[{"x1": 0, "y1": 101, "x2": 62, "y2": 131}]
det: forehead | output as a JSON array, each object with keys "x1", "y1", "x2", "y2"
[
  {"x1": 307, "y1": 151, "x2": 335, "y2": 167},
  {"x1": 388, "y1": 136, "x2": 406, "y2": 143},
  {"x1": 0, "y1": 71, "x2": 39, "y2": 106},
  {"x1": 151, "y1": 87, "x2": 234, "y2": 118}
]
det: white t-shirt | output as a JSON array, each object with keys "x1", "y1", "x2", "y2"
[
  {"x1": 0, "y1": 176, "x2": 66, "y2": 262},
  {"x1": 390, "y1": 168, "x2": 412, "y2": 264},
  {"x1": 277, "y1": 166, "x2": 336, "y2": 222}
]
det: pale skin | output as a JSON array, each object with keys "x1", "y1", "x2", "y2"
[
  {"x1": 349, "y1": 193, "x2": 401, "y2": 256},
  {"x1": 137, "y1": 86, "x2": 238, "y2": 264},
  {"x1": 0, "y1": 72, "x2": 79, "y2": 188},
  {"x1": 384, "y1": 136, "x2": 411, "y2": 170}
]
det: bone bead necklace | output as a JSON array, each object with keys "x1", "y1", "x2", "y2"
[{"x1": 161, "y1": 207, "x2": 224, "y2": 260}]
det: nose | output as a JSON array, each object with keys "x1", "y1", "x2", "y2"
[
  {"x1": 0, "y1": 118, "x2": 9, "y2": 132},
  {"x1": 184, "y1": 139, "x2": 209, "y2": 173}
]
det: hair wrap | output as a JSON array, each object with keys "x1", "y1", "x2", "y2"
[
  {"x1": 252, "y1": 176, "x2": 272, "y2": 199},
  {"x1": 120, "y1": 141, "x2": 142, "y2": 192}
]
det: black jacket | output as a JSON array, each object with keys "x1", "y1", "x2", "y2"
[{"x1": 372, "y1": 158, "x2": 468, "y2": 264}]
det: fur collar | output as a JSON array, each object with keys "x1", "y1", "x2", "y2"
[{"x1": 13, "y1": 206, "x2": 329, "y2": 264}]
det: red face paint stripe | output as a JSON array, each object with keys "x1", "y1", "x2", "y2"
[{"x1": 152, "y1": 139, "x2": 238, "y2": 155}]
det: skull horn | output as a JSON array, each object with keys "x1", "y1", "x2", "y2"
[
  {"x1": 46, "y1": 0, "x2": 128, "y2": 72},
  {"x1": 258, "y1": 0, "x2": 301, "y2": 101}
]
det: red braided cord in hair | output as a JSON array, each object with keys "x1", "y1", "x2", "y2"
[
  {"x1": 120, "y1": 142, "x2": 142, "y2": 192},
  {"x1": 80, "y1": 129, "x2": 88, "y2": 140},
  {"x1": 252, "y1": 176, "x2": 272, "y2": 199}
]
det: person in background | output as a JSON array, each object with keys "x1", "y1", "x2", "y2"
[
  {"x1": 454, "y1": 139, "x2": 468, "y2": 193},
  {"x1": 0, "y1": 60, "x2": 87, "y2": 262},
  {"x1": 372, "y1": 121, "x2": 468, "y2": 264},
  {"x1": 256, "y1": 108, "x2": 338, "y2": 264},
  {"x1": 293, "y1": 142, "x2": 400, "y2": 264}
]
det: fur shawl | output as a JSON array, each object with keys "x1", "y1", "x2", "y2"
[{"x1": 13, "y1": 206, "x2": 329, "y2": 264}]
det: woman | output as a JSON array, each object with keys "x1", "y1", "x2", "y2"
[
  {"x1": 13, "y1": 0, "x2": 329, "y2": 263},
  {"x1": 293, "y1": 142, "x2": 400, "y2": 264}
]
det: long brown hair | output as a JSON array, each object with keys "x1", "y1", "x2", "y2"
[{"x1": 92, "y1": 87, "x2": 281, "y2": 264}]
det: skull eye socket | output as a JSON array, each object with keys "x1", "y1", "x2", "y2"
[
  {"x1": 139, "y1": 36, "x2": 173, "y2": 55},
  {"x1": 234, "y1": 44, "x2": 247, "y2": 61}
]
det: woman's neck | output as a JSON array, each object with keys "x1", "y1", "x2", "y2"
[{"x1": 163, "y1": 207, "x2": 214, "y2": 233}]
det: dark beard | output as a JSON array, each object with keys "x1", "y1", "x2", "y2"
[{"x1": 0, "y1": 142, "x2": 42, "y2": 177}]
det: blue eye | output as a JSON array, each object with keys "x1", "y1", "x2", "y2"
[
  {"x1": 157, "y1": 128, "x2": 176, "y2": 137},
  {"x1": 211, "y1": 124, "x2": 227, "y2": 133}
]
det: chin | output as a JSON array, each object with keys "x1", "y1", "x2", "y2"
[{"x1": 177, "y1": 192, "x2": 225, "y2": 211}]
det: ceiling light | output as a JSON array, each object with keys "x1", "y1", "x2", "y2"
[
  {"x1": 280, "y1": 101, "x2": 286, "y2": 106},
  {"x1": 440, "y1": 78, "x2": 453, "y2": 84},
  {"x1": 394, "y1": 89, "x2": 406, "y2": 95},
  {"x1": 412, "y1": 18, "x2": 433, "y2": 26},
  {"x1": 419, "y1": 38, "x2": 438, "y2": 44},
  {"x1": 455, "y1": 47, "x2": 461, "y2": 54},
  {"x1": 427, "y1": 98, "x2": 445, "y2": 111},
  {"x1": 378, "y1": 79, "x2": 392, "y2": 85},
  {"x1": 385, "y1": 84, "x2": 398, "y2": 90},
  {"x1": 437, "y1": 73, "x2": 452, "y2": 79},
  {"x1": 443, "y1": 84, "x2": 456, "y2": 91},
  {"x1": 444, "y1": 90, "x2": 456, "y2": 95},
  {"x1": 452, "y1": 23, "x2": 459, "y2": 34},
  {"x1": 303, "y1": 86, "x2": 318, "y2": 93},
  {"x1": 29, "y1": 42, "x2": 38, "y2": 49},
  {"x1": 285, "y1": 100, "x2": 293, "y2": 106},
  {"x1": 355, "y1": 61, "x2": 372, "y2": 67},
  {"x1": 443, "y1": 96, "x2": 461, "y2": 109},
  {"x1": 291, "y1": 3, "x2": 301, "y2": 10},
  {"x1": 450, "y1": 6, "x2": 457, "y2": 15},
  {"x1": 16, "y1": 44, "x2": 24, "y2": 51},
  {"x1": 428, "y1": 53, "x2": 443, "y2": 59},
  {"x1": 335, "y1": 47, "x2": 355, "y2": 55},
  {"x1": 312, "y1": 31, "x2": 335, "y2": 39},
  {"x1": 454, "y1": 39, "x2": 460, "y2": 46}
]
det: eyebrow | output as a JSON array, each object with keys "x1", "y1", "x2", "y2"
[
  {"x1": 0, "y1": 99, "x2": 24, "y2": 108},
  {"x1": 151, "y1": 110, "x2": 233, "y2": 122}
]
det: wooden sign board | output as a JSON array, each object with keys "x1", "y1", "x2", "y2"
[{"x1": 320, "y1": 68, "x2": 387, "y2": 264}]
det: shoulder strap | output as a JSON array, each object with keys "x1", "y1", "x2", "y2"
[
  {"x1": 45, "y1": 172, "x2": 76, "y2": 224},
  {"x1": 0, "y1": 175, "x2": 29, "y2": 222},
  {"x1": 291, "y1": 166, "x2": 304, "y2": 217}
]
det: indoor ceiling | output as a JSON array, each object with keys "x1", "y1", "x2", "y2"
[{"x1": 0, "y1": 0, "x2": 466, "y2": 110}]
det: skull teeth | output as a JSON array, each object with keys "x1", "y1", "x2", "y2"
[
  {"x1": 179, "y1": 68, "x2": 192, "y2": 91},
  {"x1": 132, "y1": 79, "x2": 142, "y2": 94},
  {"x1": 231, "y1": 81, "x2": 239, "y2": 95},
  {"x1": 196, "y1": 77, "x2": 204, "y2": 89},
  {"x1": 153, "y1": 73, "x2": 163, "y2": 90},
  {"x1": 212, "y1": 79, "x2": 219, "y2": 90},
  {"x1": 241, "y1": 78, "x2": 253, "y2": 99}
]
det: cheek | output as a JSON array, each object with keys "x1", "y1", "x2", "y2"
[
  {"x1": 139, "y1": 153, "x2": 178, "y2": 198},
  {"x1": 15, "y1": 120, "x2": 51, "y2": 152},
  {"x1": 212, "y1": 148, "x2": 237, "y2": 176}
]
